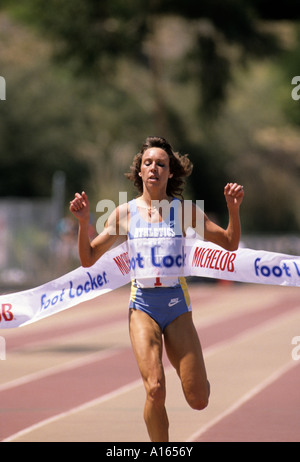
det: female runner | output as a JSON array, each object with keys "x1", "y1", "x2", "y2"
[{"x1": 69, "y1": 136, "x2": 244, "y2": 442}]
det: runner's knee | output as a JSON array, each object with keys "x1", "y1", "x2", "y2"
[
  {"x1": 146, "y1": 379, "x2": 166, "y2": 405},
  {"x1": 188, "y1": 380, "x2": 210, "y2": 411}
]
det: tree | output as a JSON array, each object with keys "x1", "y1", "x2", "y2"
[
  {"x1": 0, "y1": 57, "x2": 90, "y2": 198},
  {"x1": 1, "y1": 0, "x2": 282, "y2": 115},
  {"x1": 2, "y1": 1, "x2": 300, "y2": 233}
]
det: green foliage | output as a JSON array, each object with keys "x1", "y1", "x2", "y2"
[
  {"x1": 2, "y1": 0, "x2": 280, "y2": 113},
  {"x1": 1, "y1": 2, "x2": 300, "y2": 233},
  {"x1": 2, "y1": 0, "x2": 148, "y2": 75},
  {"x1": 0, "y1": 63, "x2": 90, "y2": 198}
]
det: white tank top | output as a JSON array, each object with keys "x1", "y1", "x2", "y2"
[{"x1": 128, "y1": 198, "x2": 186, "y2": 288}]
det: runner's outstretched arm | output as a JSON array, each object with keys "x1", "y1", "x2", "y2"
[
  {"x1": 189, "y1": 183, "x2": 244, "y2": 251},
  {"x1": 70, "y1": 191, "x2": 127, "y2": 267}
]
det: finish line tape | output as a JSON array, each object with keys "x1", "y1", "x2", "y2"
[{"x1": 0, "y1": 239, "x2": 299, "y2": 329}]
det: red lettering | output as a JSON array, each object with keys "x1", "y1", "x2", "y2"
[
  {"x1": 200, "y1": 248, "x2": 210, "y2": 267},
  {"x1": 1, "y1": 303, "x2": 14, "y2": 322},
  {"x1": 154, "y1": 277, "x2": 162, "y2": 287},
  {"x1": 192, "y1": 247, "x2": 236, "y2": 273},
  {"x1": 219, "y1": 252, "x2": 229, "y2": 271},
  {"x1": 192, "y1": 247, "x2": 204, "y2": 267},
  {"x1": 214, "y1": 250, "x2": 221, "y2": 270},
  {"x1": 204, "y1": 249, "x2": 214, "y2": 268},
  {"x1": 227, "y1": 253, "x2": 236, "y2": 272},
  {"x1": 113, "y1": 252, "x2": 130, "y2": 275},
  {"x1": 209, "y1": 249, "x2": 218, "y2": 269}
]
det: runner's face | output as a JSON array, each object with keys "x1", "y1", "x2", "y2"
[{"x1": 139, "y1": 148, "x2": 173, "y2": 190}]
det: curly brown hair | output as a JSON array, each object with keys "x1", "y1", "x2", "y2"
[{"x1": 125, "y1": 136, "x2": 193, "y2": 199}]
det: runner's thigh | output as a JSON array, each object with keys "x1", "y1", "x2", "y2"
[
  {"x1": 129, "y1": 308, "x2": 165, "y2": 391},
  {"x1": 164, "y1": 312, "x2": 209, "y2": 408}
]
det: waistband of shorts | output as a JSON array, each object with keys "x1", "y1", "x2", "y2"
[{"x1": 131, "y1": 277, "x2": 185, "y2": 289}]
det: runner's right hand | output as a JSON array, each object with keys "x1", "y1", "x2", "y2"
[{"x1": 69, "y1": 191, "x2": 90, "y2": 222}]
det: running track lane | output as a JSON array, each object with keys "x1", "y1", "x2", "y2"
[
  {"x1": 193, "y1": 361, "x2": 300, "y2": 442},
  {"x1": 3, "y1": 288, "x2": 214, "y2": 352},
  {"x1": 0, "y1": 347, "x2": 139, "y2": 440},
  {"x1": 0, "y1": 287, "x2": 299, "y2": 442}
]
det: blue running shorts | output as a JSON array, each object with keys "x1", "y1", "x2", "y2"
[{"x1": 129, "y1": 277, "x2": 191, "y2": 331}]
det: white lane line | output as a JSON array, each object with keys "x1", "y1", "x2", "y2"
[
  {"x1": 3, "y1": 301, "x2": 299, "y2": 442},
  {"x1": 0, "y1": 347, "x2": 122, "y2": 392},
  {"x1": 7, "y1": 318, "x2": 127, "y2": 353},
  {"x1": 2, "y1": 291, "x2": 294, "y2": 392},
  {"x1": 186, "y1": 360, "x2": 298, "y2": 442},
  {"x1": 2, "y1": 378, "x2": 143, "y2": 442}
]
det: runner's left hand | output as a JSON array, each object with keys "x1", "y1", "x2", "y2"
[{"x1": 224, "y1": 183, "x2": 244, "y2": 208}]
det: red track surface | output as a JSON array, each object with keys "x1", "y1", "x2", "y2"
[{"x1": 0, "y1": 283, "x2": 299, "y2": 442}]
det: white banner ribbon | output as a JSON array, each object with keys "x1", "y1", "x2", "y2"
[
  {"x1": 0, "y1": 239, "x2": 299, "y2": 329},
  {"x1": 186, "y1": 240, "x2": 300, "y2": 286}
]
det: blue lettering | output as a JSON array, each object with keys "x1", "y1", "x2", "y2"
[
  {"x1": 40, "y1": 271, "x2": 108, "y2": 312},
  {"x1": 163, "y1": 255, "x2": 174, "y2": 267},
  {"x1": 84, "y1": 281, "x2": 90, "y2": 293},
  {"x1": 76, "y1": 284, "x2": 83, "y2": 296},
  {"x1": 75, "y1": 271, "x2": 109, "y2": 294},
  {"x1": 282, "y1": 263, "x2": 291, "y2": 277},
  {"x1": 69, "y1": 280, "x2": 76, "y2": 298},
  {"x1": 135, "y1": 253, "x2": 144, "y2": 268},
  {"x1": 261, "y1": 265, "x2": 271, "y2": 277},
  {"x1": 151, "y1": 246, "x2": 161, "y2": 267},
  {"x1": 175, "y1": 254, "x2": 183, "y2": 266},
  {"x1": 151, "y1": 246, "x2": 186, "y2": 269},
  {"x1": 40, "y1": 288, "x2": 66, "y2": 310},
  {"x1": 60, "y1": 288, "x2": 65, "y2": 301},
  {"x1": 87, "y1": 272, "x2": 98, "y2": 290},
  {"x1": 254, "y1": 258, "x2": 261, "y2": 276},
  {"x1": 51, "y1": 295, "x2": 59, "y2": 305},
  {"x1": 293, "y1": 262, "x2": 300, "y2": 276},
  {"x1": 129, "y1": 257, "x2": 136, "y2": 270},
  {"x1": 176, "y1": 247, "x2": 186, "y2": 267},
  {"x1": 254, "y1": 258, "x2": 294, "y2": 279},
  {"x1": 272, "y1": 266, "x2": 282, "y2": 277},
  {"x1": 103, "y1": 271, "x2": 108, "y2": 283},
  {"x1": 129, "y1": 253, "x2": 145, "y2": 270},
  {"x1": 41, "y1": 293, "x2": 50, "y2": 310}
]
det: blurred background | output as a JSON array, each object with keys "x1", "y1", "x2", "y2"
[{"x1": 0, "y1": 0, "x2": 300, "y2": 288}]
